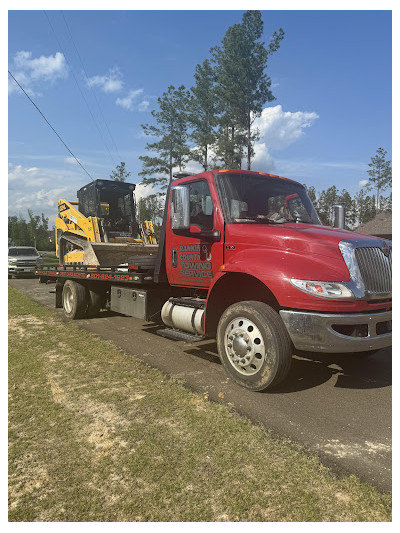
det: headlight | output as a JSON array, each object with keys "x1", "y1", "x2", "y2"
[
  {"x1": 8, "y1": 258, "x2": 17, "y2": 263},
  {"x1": 290, "y1": 279, "x2": 354, "y2": 299}
]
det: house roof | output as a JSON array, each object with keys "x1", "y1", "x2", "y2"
[{"x1": 354, "y1": 212, "x2": 392, "y2": 237}]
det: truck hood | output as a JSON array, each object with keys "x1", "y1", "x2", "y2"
[{"x1": 225, "y1": 223, "x2": 375, "y2": 260}]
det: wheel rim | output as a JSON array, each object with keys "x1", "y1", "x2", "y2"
[
  {"x1": 224, "y1": 317, "x2": 266, "y2": 376},
  {"x1": 63, "y1": 285, "x2": 74, "y2": 314}
]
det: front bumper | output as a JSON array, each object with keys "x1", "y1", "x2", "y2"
[
  {"x1": 8, "y1": 265, "x2": 38, "y2": 275},
  {"x1": 279, "y1": 309, "x2": 392, "y2": 353}
]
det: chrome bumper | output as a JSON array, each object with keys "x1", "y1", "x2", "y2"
[
  {"x1": 8, "y1": 266, "x2": 37, "y2": 275},
  {"x1": 279, "y1": 309, "x2": 392, "y2": 353}
]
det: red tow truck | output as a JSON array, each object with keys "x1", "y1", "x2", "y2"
[{"x1": 37, "y1": 170, "x2": 392, "y2": 391}]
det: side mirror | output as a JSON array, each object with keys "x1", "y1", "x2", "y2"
[{"x1": 171, "y1": 186, "x2": 190, "y2": 230}]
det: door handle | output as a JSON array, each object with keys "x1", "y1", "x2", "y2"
[{"x1": 172, "y1": 248, "x2": 177, "y2": 268}]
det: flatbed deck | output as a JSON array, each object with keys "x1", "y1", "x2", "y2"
[{"x1": 36, "y1": 263, "x2": 155, "y2": 285}]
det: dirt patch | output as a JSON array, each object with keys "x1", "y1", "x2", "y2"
[
  {"x1": 319, "y1": 439, "x2": 392, "y2": 459},
  {"x1": 9, "y1": 460, "x2": 51, "y2": 511}
]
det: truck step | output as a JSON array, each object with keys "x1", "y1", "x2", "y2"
[{"x1": 156, "y1": 328, "x2": 205, "y2": 343}]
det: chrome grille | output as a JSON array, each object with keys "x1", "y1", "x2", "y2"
[{"x1": 355, "y1": 246, "x2": 392, "y2": 294}]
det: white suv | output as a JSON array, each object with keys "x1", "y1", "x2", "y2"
[{"x1": 8, "y1": 247, "x2": 43, "y2": 278}]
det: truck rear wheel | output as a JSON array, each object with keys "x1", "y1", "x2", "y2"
[
  {"x1": 217, "y1": 301, "x2": 292, "y2": 391},
  {"x1": 62, "y1": 280, "x2": 88, "y2": 319}
]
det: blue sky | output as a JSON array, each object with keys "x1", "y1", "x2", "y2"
[{"x1": 8, "y1": 9, "x2": 392, "y2": 221}]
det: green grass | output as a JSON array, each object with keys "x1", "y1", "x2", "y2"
[
  {"x1": 38, "y1": 251, "x2": 58, "y2": 264},
  {"x1": 8, "y1": 286, "x2": 391, "y2": 522}
]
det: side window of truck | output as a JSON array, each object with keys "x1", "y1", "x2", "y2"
[{"x1": 189, "y1": 180, "x2": 214, "y2": 230}]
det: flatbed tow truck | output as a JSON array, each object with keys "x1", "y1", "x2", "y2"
[{"x1": 37, "y1": 169, "x2": 392, "y2": 391}]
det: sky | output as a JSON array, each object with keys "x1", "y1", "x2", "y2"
[{"x1": 8, "y1": 8, "x2": 392, "y2": 222}]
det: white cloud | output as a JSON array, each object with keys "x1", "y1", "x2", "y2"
[
  {"x1": 359, "y1": 179, "x2": 369, "y2": 187},
  {"x1": 250, "y1": 143, "x2": 276, "y2": 172},
  {"x1": 254, "y1": 105, "x2": 319, "y2": 151},
  {"x1": 9, "y1": 51, "x2": 68, "y2": 95},
  {"x1": 116, "y1": 89, "x2": 144, "y2": 111},
  {"x1": 134, "y1": 183, "x2": 156, "y2": 201},
  {"x1": 138, "y1": 100, "x2": 150, "y2": 112},
  {"x1": 64, "y1": 157, "x2": 83, "y2": 166},
  {"x1": 8, "y1": 163, "x2": 82, "y2": 220},
  {"x1": 86, "y1": 67, "x2": 124, "y2": 93},
  {"x1": 248, "y1": 105, "x2": 318, "y2": 171}
]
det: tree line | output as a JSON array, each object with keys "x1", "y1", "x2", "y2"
[
  {"x1": 304, "y1": 147, "x2": 392, "y2": 228},
  {"x1": 8, "y1": 210, "x2": 53, "y2": 250}
]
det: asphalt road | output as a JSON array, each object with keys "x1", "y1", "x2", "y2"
[{"x1": 9, "y1": 277, "x2": 392, "y2": 492}]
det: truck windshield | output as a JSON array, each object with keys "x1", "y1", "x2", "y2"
[
  {"x1": 8, "y1": 248, "x2": 39, "y2": 256},
  {"x1": 216, "y1": 173, "x2": 321, "y2": 225}
]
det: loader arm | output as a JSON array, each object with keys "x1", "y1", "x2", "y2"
[{"x1": 55, "y1": 199, "x2": 101, "y2": 258}]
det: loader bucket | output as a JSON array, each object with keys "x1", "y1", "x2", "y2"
[
  {"x1": 90, "y1": 242, "x2": 158, "y2": 266},
  {"x1": 59, "y1": 233, "x2": 158, "y2": 267}
]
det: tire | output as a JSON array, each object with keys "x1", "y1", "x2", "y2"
[
  {"x1": 39, "y1": 276, "x2": 47, "y2": 284},
  {"x1": 217, "y1": 301, "x2": 293, "y2": 391},
  {"x1": 86, "y1": 289, "x2": 105, "y2": 318},
  {"x1": 62, "y1": 280, "x2": 88, "y2": 319}
]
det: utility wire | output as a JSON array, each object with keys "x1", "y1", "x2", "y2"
[
  {"x1": 8, "y1": 69, "x2": 94, "y2": 182},
  {"x1": 43, "y1": 10, "x2": 117, "y2": 168},
  {"x1": 61, "y1": 10, "x2": 123, "y2": 162}
]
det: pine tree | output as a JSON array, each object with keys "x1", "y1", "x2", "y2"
[
  {"x1": 366, "y1": 147, "x2": 392, "y2": 211},
  {"x1": 189, "y1": 59, "x2": 219, "y2": 171},
  {"x1": 211, "y1": 11, "x2": 284, "y2": 169},
  {"x1": 317, "y1": 186, "x2": 339, "y2": 226},
  {"x1": 353, "y1": 189, "x2": 376, "y2": 226},
  {"x1": 110, "y1": 162, "x2": 131, "y2": 182},
  {"x1": 139, "y1": 85, "x2": 191, "y2": 190}
]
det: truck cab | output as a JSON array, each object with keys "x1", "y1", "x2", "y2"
[{"x1": 165, "y1": 170, "x2": 391, "y2": 388}]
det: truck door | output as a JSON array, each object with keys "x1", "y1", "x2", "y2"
[{"x1": 166, "y1": 177, "x2": 224, "y2": 289}]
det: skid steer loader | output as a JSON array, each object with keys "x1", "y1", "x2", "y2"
[{"x1": 55, "y1": 179, "x2": 158, "y2": 267}]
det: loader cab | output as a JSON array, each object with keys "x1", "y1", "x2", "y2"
[{"x1": 77, "y1": 180, "x2": 140, "y2": 241}]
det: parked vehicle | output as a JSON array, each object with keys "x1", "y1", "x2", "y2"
[
  {"x1": 37, "y1": 170, "x2": 392, "y2": 391},
  {"x1": 9, "y1": 246, "x2": 43, "y2": 277}
]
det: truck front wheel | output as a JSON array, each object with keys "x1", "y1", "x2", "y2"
[
  {"x1": 62, "y1": 280, "x2": 88, "y2": 319},
  {"x1": 217, "y1": 301, "x2": 292, "y2": 391}
]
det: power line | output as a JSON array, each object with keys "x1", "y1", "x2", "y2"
[
  {"x1": 8, "y1": 69, "x2": 94, "y2": 182},
  {"x1": 61, "y1": 10, "x2": 123, "y2": 162},
  {"x1": 43, "y1": 10, "x2": 118, "y2": 168}
]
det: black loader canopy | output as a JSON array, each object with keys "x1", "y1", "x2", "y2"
[{"x1": 77, "y1": 179, "x2": 137, "y2": 221}]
